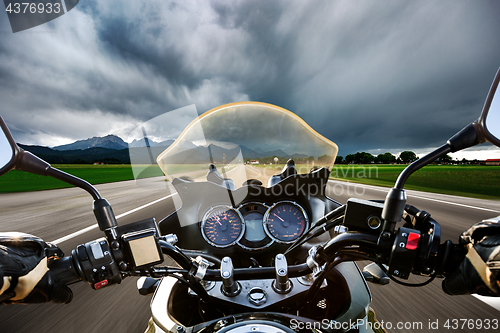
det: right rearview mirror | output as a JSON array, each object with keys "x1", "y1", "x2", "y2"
[
  {"x1": 0, "y1": 117, "x2": 20, "y2": 176},
  {"x1": 479, "y1": 67, "x2": 500, "y2": 147}
]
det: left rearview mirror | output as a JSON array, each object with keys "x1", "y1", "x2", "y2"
[
  {"x1": 0, "y1": 117, "x2": 20, "y2": 176},
  {"x1": 479, "y1": 67, "x2": 500, "y2": 147}
]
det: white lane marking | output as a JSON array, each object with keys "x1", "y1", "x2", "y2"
[
  {"x1": 327, "y1": 181, "x2": 500, "y2": 213},
  {"x1": 408, "y1": 194, "x2": 500, "y2": 213},
  {"x1": 473, "y1": 295, "x2": 500, "y2": 312},
  {"x1": 51, "y1": 193, "x2": 177, "y2": 245}
]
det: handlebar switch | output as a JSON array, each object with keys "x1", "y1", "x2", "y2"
[
  {"x1": 73, "y1": 238, "x2": 121, "y2": 289},
  {"x1": 388, "y1": 227, "x2": 421, "y2": 279}
]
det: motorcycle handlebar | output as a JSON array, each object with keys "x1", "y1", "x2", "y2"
[
  {"x1": 50, "y1": 222, "x2": 461, "y2": 288},
  {"x1": 203, "y1": 263, "x2": 312, "y2": 281}
]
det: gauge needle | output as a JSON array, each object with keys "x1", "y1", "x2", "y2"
[
  {"x1": 273, "y1": 213, "x2": 285, "y2": 222},
  {"x1": 215, "y1": 216, "x2": 222, "y2": 225}
]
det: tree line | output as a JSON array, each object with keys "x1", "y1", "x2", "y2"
[
  {"x1": 336, "y1": 151, "x2": 417, "y2": 164},
  {"x1": 336, "y1": 151, "x2": 478, "y2": 165}
]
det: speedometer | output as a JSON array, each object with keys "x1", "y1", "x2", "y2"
[
  {"x1": 201, "y1": 205, "x2": 244, "y2": 248},
  {"x1": 264, "y1": 201, "x2": 308, "y2": 244}
]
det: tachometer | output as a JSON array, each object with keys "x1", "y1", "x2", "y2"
[
  {"x1": 201, "y1": 206, "x2": 244, "y2": 248},
  {"x1": 264, "y1": 201, "x2": 308, "y2": 244}
]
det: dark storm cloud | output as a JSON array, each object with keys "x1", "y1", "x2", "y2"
[{"x1": 0, "y1": 0, "x2": 499, "y2": 154}]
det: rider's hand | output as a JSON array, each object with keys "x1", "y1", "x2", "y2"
[
  {"x1": 0, "y1": 232, "x2": 73, "y2": 304},
  {"x1": 442, "y1": 217, "x2": 500, "y2": 296}
]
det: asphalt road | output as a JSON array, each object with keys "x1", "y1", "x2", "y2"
[{"x1": 0, "y1": 177, "x2": 499, "y2": 333}]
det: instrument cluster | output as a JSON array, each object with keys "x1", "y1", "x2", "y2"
[{"x1": 200, "y1": 201, "x2": 309, "y2": 250}]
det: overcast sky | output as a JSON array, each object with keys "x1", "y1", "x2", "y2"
[{"x1": 1, "y1": 0, "x2": 500, "y2": 159}]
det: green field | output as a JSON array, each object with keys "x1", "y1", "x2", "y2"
[
  {"x1": 0, "y1": 164, "x2": 160, "y2": 193},
  {"x1": 249, "y1": 163, "x2": 500, "y2": 200},
  {"x1": 330, "y1": 164, "x2": 500, "y2": 200},
  {"x1": 1, "y1": 163, "x2": 499, "y2": 200}
]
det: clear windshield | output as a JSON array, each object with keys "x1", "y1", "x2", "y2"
[{"x1": 128, "y1": 102, "x2": 338, "y2": 189}]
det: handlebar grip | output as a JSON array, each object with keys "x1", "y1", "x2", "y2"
[{"x1": 50, "y1": 256, "x2": 82, "y2": 285}]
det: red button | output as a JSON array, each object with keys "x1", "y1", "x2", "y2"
[
  {"x1": 94, "y1": 279, "x2": 109, "y2": 290},
  {"x1": 406, "y1": 232, "x2": 420, "y2": 250}
]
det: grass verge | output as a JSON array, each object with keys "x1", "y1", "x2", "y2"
[
  {"x1": 0, "y1": 164, "x2": 160, "y2": 193},
  {"x1": 330, "y1": 164, "x2": 500, "y2": 201}
]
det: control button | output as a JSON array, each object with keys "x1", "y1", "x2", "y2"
[
  {"x1": 94, "y1": 279, "x2": 109, "y2": 290},
  {"x1": 248, "y1": 287, "x2": 267, "y2": 306},
  {"x1": 77, "y1": 245, "x2": 89, "y2": 261},
  {"x1": 90, "y1": 242, "x2": 104, "y2": 259},
  {"x1": 406, "y1": 232, "x2": 420, "y2": 250}
]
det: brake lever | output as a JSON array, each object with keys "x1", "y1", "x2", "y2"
[{"x1": 362, "y1": 263, "x2": 390, "y2": 285}]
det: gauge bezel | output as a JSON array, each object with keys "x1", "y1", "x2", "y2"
[
  {"x1": 201, "y1": 205, "x2": 245, "y2": 248},
  {"x1": 263, "y1": 201, "x2": 309, "y2": 244},
  {"x1": 236, "y1": 202, "x2": 274, "y2": 251}
]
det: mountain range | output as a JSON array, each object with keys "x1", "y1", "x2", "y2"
[
  {"x1": 19, "y1": 134, "x2": 308, "y2": 164},
  {"x1": 53, "y1": 134, "x2": 128, "y2": 151},
  {"x1": 52, "y1": 134, "x2": 183, "y2": 151}
]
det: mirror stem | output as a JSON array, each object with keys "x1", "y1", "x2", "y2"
[
  {"x1": 17, "y1": 150, "x2": 118, "y2": 231},
  {"x1": 381, "y1": 144, "x2": 451, "y2": 227},
  {"x1": 381, "y1": 122, "x2": 480, "y2": 227},
  {"x1": 47, "y1": 167, "x2": 102, "y2": 201},
  {"x1": 18, "y1": 150, "x2": 102, "y2": 200},
  {"x1": 395, "y1": 122, "x2": 480, "y2": 190},
  {"x1": 394, "y1": 144, "x2": 451, "y2": 189}
]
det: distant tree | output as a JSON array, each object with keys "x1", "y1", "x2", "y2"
[
  {"x1": 335, "y1": 156, "x2": 343, "y2": 164},
  {"x1": 353, "y1": 152, "x2": 374, "y2": 164},
  {"x1": 399, "y1": 151, "x2": 418, "y2": 164},
  {"x1": 345, "y1": 154, "x2": 355, "y2": 164},
  {"x1": 376, "y1": 152, "x2": 396, "y2": 164},
  {"x1": 72, "y1": 158, "x2": 88, "y2": 164},
  {"x1": 364, "y1": 152, "x2": 375, "y2": 164},
  {"x1": 437, "y1": 154, "x2": 453, "y2": 164}
]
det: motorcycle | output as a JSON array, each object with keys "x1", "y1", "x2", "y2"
[{"x1": 0, "y1": 67, "x2": 499, "y2": 333}]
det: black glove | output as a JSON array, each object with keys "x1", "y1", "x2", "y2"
[
  {"x1": 0, "y1": 232, "x2": 73, "y2": 303},
  {"x1": 442, "y1": 217, "x2": 500, "y2": 296}
]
